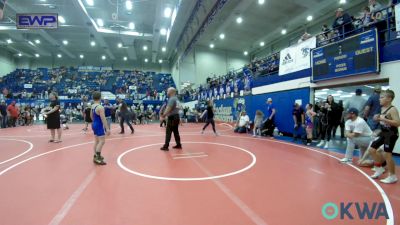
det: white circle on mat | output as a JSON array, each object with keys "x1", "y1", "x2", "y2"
[
  {"x1": 117, "y1": 142, "x2": 256, "y2": 181},
  {"x1": 0, "y1": 138, "x2": 34, "y2": 165}
]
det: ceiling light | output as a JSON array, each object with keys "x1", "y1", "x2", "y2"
[
  {"x1": 339, "y1": 0, "x2": 346, "y2": 4},
  {"x1": 160, "y1": 28, "x2": 167, "y2": 36},
  {"x1": 337, "y1": 90, "x2": 343, "y2": 93},
  {"x1": 243, "y1": 51, "x2": 248, "y2": 56},
  {"x1": 315, "y1": 91, "x2": 327, "y2": 95},
  {"x1": 164, "y1": 7, "x2": 172, "y2": 18},
  {"x1": 80, "y1": 54, "x2": 84, "y2": 59},
  {"x1": 258, "y1": 0, "x2": 265, "y2": 4},
  {"x1": 123, "y1": 56, "x2": 128, "y2": 61},
  {"x1": 161, "y1": 46, "x2": 166, "y2": 52},
  {"x1": 307, "y1": 15, "x2": 313, "y2": 21},
  {"x1": 340, "y1": 94, "x2": 353, "y2": 98},
  {"x1": 281, "y1": 29, "x2": 287, "y2": 35},
  {"x1": 90, "y1": 41, "x2": 96, "y2": 46},
  {"x1": 118, "y1": 43, "x2": 123, "y2": 48},
  {"x1": 260, "y1": 41, "x2": 265, "y2": 47},
  {"x1": 57, "y1": 54, "x2": 62, "y2": 58},
  {"x1": 18, "y1": 53, "x2": 22, "y2": 57},
  {"x1": 102, "y1": 55, "x2": 106, "y2": 60},
  {"x1": 144, "y1": 58, "x2": 148, "y2": 63},
  {"x1": 159, "y1": 59, "x2": 163, "y2": 64},
  {"x1": 35, "y1": 54, "x2": 40, "y2": 58},
  {"x1": 219, "y1": 33, "x2": 225, "y2": 39},
  {"x1": 322, "y1": 88, "x2": 330, "y2": 91},
  {"x1": 58, "y1": 16, "x2": 66, "y2": 24},
  {"x1": 86, "y1": 0, "x2": 94, "y2": 6},
  {"x1": 236, "y1": 17, "x2": 243, "y2": 24},
  {"x1": 35, "y1": 39, "x2": 41, "y2": 44},
  {"x1": 40, "y1": 0, "x2": 47, "y2": 2},
  {"x1": 6, "y1": 39, "x2": 12, "y2": 44},
  {"x1": 362, "y1": 94, "x2": 367, "y2": 97},
  {"x1": 143, "y1": 45, "x2": 148, "y2": 51},
  {"x1": 331, "y1": 93, "x2": 341, "y2": 97},
  {"x1": 129, "y1": 22, "x2": 135, "y2": 30},
  {"x1": 125, "y1": 0, "x2": 133, "y2": 10},
  {"x1": 209, "y1": 43, "x2": 214, "y2": 48},
  {"x1": 97, "y1": 19, "x2": 104, "y2": 27},
  {"x1": 62, "y1": 40, "x2": 68, "y2": 45}
]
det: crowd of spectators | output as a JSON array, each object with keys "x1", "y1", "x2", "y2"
[
  {"x1": 315, "y1": 0, "x2": 397, "y2": 46},
  {"x1": 0, "y1": 68, "x2": 174, "y2": 102},
  {"x1": 183, "y1": 53, "x2": 280, "y2": 102}
]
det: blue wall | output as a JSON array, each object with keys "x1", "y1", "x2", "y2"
[
  {"x1": 253, "y1": 69, "x2": 310, "y2": 88},
  {"x1": 214, "y1": 87, "x2": 310, "y2": 134}
]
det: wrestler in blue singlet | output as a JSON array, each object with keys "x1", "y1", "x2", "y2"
[{"x1": 92, "y1": 104, "x2": 105, "y2": 136}]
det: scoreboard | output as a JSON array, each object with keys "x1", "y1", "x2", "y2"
[{"x1": 312, "y1": 29, "x2": 379, "y2": 82}]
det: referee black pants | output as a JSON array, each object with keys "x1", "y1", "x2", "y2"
[{"x1": 164, "y1": 114, "x2": 181, "y2": 147}]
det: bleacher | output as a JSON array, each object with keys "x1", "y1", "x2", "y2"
[{"x1": 0, "y1": 68, "x2": 176, "y2": 101}]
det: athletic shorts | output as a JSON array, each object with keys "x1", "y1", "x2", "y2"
[
  {"x1": 370, "y1": 131, "x2": 399, "y2": 153},
  {"x1": 92, "y1": 123, "x2": 105, "y2": 137}
]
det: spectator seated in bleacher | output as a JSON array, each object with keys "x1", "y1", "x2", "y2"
[{"x1": 298, "y1": 32, "x2": 313, "y2": 43}]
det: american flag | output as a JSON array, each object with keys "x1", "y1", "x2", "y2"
[{"x1": 0, "y1": 0, "x2": 6, "y2": 20}]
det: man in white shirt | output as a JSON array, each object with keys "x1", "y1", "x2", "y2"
[
  {"x1": 234, "y1": 111, "x2": 250, "y2": 133},
  {"x1": 340, "y1": 108, "x2": 373, "y2": 163}
]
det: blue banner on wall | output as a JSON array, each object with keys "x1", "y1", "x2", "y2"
[{"x1": 311, "y1": 29, "x2": 379, "y2": 82}]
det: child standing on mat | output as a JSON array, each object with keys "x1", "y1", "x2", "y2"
[
  {"x1": 91, "y1": 91, "x2": 110, "y2": 165},
  {"x1": 201, "y1": 100, "x2": 218, "y2": 136},
  {"x1": 83, "y1": 103, "x2": 92, "y2": 132},
  {"x1": 305, "y1": 104, "x2": 317, "y2": 145},
  {"x1": 368, "y1": 90, "x2": 400, "y2": 184},
  {"x1": 253, "y1": 110, "x2": 264, "y2": 137}
]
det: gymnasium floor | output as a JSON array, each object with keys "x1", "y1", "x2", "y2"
[{"x1": 0, "y1": 123, "x2": 399, "y2": 225}]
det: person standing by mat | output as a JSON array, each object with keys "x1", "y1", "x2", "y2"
[
  {"x1": 159, "y1": 100, "x2": 167, "y2": 127},
  {"x1": 43, "y1": 92, "x2": 62, "y2": 143},
  {"x1": 201, "y1": 100, "x2": 218, "y2": 136},
  {"x1": 263, "y1": 98, "x2": 276, "y2": 137},
  {"x1": 368, "y1": 90, "x2": 400, "y2": 184},
  {"x1": 91, "y1": 91, "x2": 110, "y2": 165},
  {"x1": 103, "y1": 98, "x2": 113, "y2": 131},
  {"x1": 117, "y1": 98, "x2": 134, "y2": 134},
  {"x1": 160, "y1": 87, "x2": 182, "y2": 151}
]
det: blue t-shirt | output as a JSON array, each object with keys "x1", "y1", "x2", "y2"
[
  {"x1": 365, "y1": 93, "x2": 381, "y2": 119},
  {"x1": 266, "y1": 103, "x2": 275, "y2": 119},
  {"x1": 103, "y1": 103, "x2": 112, "y2": 117}
]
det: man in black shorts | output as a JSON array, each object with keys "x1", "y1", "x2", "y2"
[
  {"x1": 369, "y1": 90, "x2": 400, "y2": 184},
  {"x1": 160, "y1": 87, "x2": 182, "y2": 151}
]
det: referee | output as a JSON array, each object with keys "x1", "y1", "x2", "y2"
[{"x1": 160, "y1": 87, "x2": 182, "y2": 151}]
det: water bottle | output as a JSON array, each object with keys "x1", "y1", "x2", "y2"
[{"x1": 273, "y1": 127, "x2": 279, "y2": 136}]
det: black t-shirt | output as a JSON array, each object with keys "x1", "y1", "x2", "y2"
[
  {"x1": 292, "y1": 107, "x2": 304, "y2": 123},
  {"x1": 206, "y1": 106, "x2": 214, "y2": 119},
  {"x1": 0, "y1": 104, "x2": 7, "y2": 116},
  {"x1": 48, "y1": 100, "x2": 60, "y2": 118}
]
